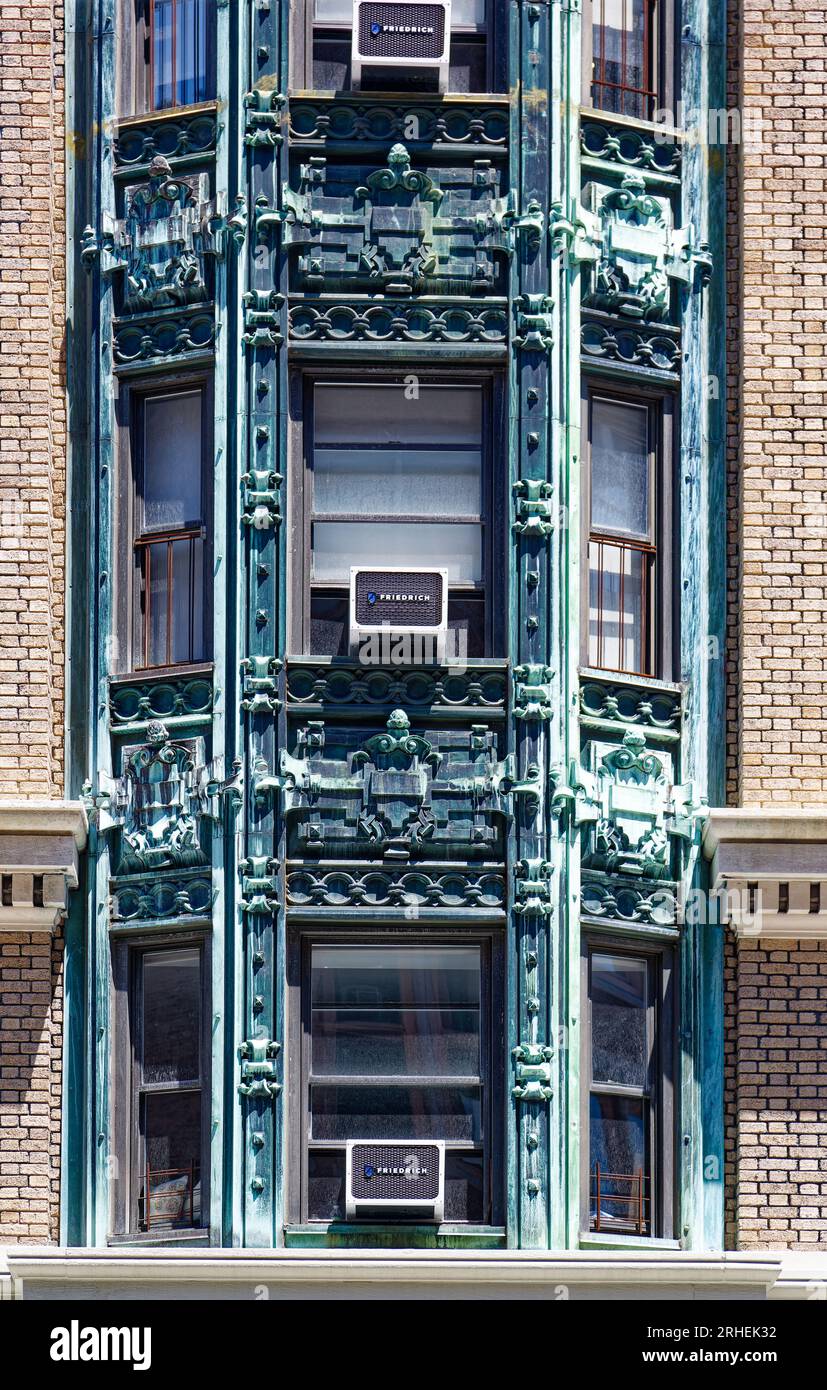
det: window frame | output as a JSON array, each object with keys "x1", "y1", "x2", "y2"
[
  {"x1": 580, "y1": 380, "x2": 676, "y2": 681},
  {"x1": 111, "y1": 931, "x2": 212, "y2": 1240},
  {"x1": 288, "y1": 367, "x2": 506, "y2": 659},
  {"x1": 581, "y1": 0, "x2": 678, "y2": 123},
  {"x1": 580, "y1": 933, "x2": 675, "y2": 1241},
  {"x1": 116, "y1": 371, "x2": 214, "y2": 676},
  {"x1": 292, "y1": 0, "x2": 504, "y2": 95},
  {"x1": 128, "y1": 0, "x2": 217, "y2": 116},
  {"x1": 286, "y1": 923, "x2": 505, "y2": 1229}
]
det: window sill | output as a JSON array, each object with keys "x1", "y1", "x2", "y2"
[
  {"x1": 108, "y1": 1229, "x2": 213, "y2": 1248},
  {"x1": 579, "y1": 1231, "x2": 681, "y2": 1252},
  {"x1": 111, "y1": 661, "x2": 215, "y2": 687},
  {"x1": 284, "y1": 1224, "x2": 505, "y2": 1250}
]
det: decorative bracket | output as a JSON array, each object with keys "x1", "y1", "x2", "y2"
[
  {"x1": 512, "y1": 1043, "x2": 553, "y2": 1102},
  {"x1": 502, "y1": 759, "x2": 543, "y2": 818},
  {"x1": 513, "y1": 663, "x2": 554, "y2": 721},
  {"x1": 228, "y1": 194, "x2": 248, "y2": 249},
  {"x1": 240, "y1": 856, "x2": 279, "y2": 916},
  {"x1": 241, "y1": 467, "x2": 282, "y2": 529},
  {"x1": 238, "y1": 1039, "x2": 281, "y2": 1099},
  {"x1": 514, "y1": 858, "x2": 553, "y2": 916},
  {"x1": 502, "y1": 192, "x2": 546, "y2": 253},
  {"x1": 513, "y1": 479, "x2": 554, "y2": 537},
  {"x1": 242, "y1": 289, "x2": 284, "y2": 350},
  {"x1": 241, "y1": 655, "x2": 282, "y2": 714},
  {"x1": 668, "y1": 226, "x2": 713, "y2": 288},
  {"x1": 514, "y1": 293, "x2": 554, "y2": 351},
  {"x1": 243, "y1": 88, "x2": 286, "y2": 147}
]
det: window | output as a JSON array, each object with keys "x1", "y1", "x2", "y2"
[
  {"x1": 295, "y1": 936, "x2": 502, "y2": 1225},
  {"x1": 301, "y1": 0, "x2": 495, "y2": 94},
  {"x1": 292, "y1": 376, "x2": 502, "y2": 658},
  {"x1": 129, "y1": 385, "x2": 211, "y2": 671},
  {"x1": 582, "y1": 941, "x2": 674, "y2": 1238},
  {"x1": 132, "y1": 0, "x2": 216, "y2": 113},
  {"x1": 582, "y1": 387, "x2": 674, "y2": 679},
  {"x1": 113, "y1": 941, "x2": 209, "y2": 1235},
  {"x1": 584, "y1": 0, "x2": 662, "y2": 121}
]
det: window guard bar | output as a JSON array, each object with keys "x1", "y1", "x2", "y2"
[
  {"x1": 592, "y1": 0, "x2": 658, "y2": 122},
  {"x1": 591, "y1": 1163, "x2": 649, "y2": 1235}
]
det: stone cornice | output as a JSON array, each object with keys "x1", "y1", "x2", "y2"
[
  {"x1": 0, "y1": 800, "x2": 88, "y2": 850},
  {"x1": 2, "y1": 1246, "x2": 790, "y2": 1296},
  {"x1": 703, "y1": 806, "x2": 827, "y2": 940},
  {"x1": 0, "y1": 800, "x2": 88, "y2": 932}
]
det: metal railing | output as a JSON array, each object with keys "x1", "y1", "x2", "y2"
[{"x1": 591, "y1": 1163, "x2": 649, "y2": 1235}]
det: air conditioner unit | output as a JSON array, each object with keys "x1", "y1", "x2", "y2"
[
  {"x1": 349, "y1": 566, "x2": 449, "y2": 661},
  {"x1": 346, "y1": 1141, "x2": 446, "y2": 1221},
  {"x1": 351, "y1": 0, "x2": 452, "y2": 93}
]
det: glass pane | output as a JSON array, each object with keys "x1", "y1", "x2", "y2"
[
  {"x1": 311, "y1": 945, "x2": 481, "y2": 1008},
  {"x1": 591, "y1": 953, "x2": 649, "y2": 1088},
  {"x1": 590, "y1": 1093, "x2": 648, "y2": 1232},
  {"x1": 593, "y1": 0, "x2": 650, "y2": 118},
  {"x1": 142, "y1": 948, "x2": 201, "y2": 1084},
  {"x1": 312, "y1": 521, "x2": 482, "y2": 583},
  {"x1": 449, "y1": 38, "x2": 488, "y2": 93},
  {"x1": 312, "y1": 36, "x2": 350, "y2": 90},
  {"x1": 170, "y1": 535, "x2": 204, "y2": 664},
  {"x1": 174, "y1": 0, "x2": 210, "y2": 107},
  {"x1": 588, "y1": 539, "x2": 646, "y2": 674},
  {"x1": 141, "y1": 1090, "x2": 201, "y2": 1229},
  {"x1": 152, "y1": 0, "x2": 174, "y2": 110},
  {"x1": 314, "y1": 384, "x2": 482, "y2": 447},
  {"x1": 308, "y1": 1150, "x2": 345, "y2": 1221},
  {"x1": 146, "y1": 542, "x2": 169, "y2": 666},
  {"x1": 143, "y1": 393, "x2": 202, "y2": 531},
  {"x1": 444, "y1": 1151, "x2": 484, "y2": 1222},
  {"x1": 314, "y1": 0, "x2": 486, "y2": 23},
  {"x1": 448, "y1": 594, "x2": 485, "y2": 660},
  {"x1": 590, "y1": 398, "x2": 650, "y2": 541},
  {"x1": 310, "y1": 591, "x2": 349, "y2": 656},
  {"x1": 312, "y1": 1009, "x2": 480, "y2": 1077},
  {"x1": 310, "y1": 1085, "x2": 481, "y2": 1142},
  {"x1": 314, "y1": 450, "x2": 481, "y2": 519}
]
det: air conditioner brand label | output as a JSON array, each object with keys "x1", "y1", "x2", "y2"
[{"x1": 354, "y1": 569, "x2": 443, "y2": 628}]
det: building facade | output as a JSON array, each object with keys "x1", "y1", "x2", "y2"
[{"x1": 0, "y1": 0, "x2": 825, "y2": 1299}]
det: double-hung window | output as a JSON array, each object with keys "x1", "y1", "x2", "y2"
[
  {"x1": 131, "y1": 0, "x2": 216, "y2": 113},
  {"x1": 583, "y1": 0, "x2": 663, "y2": 121},
  {"x1": 296, "y1": 936, "x2": 502, "y2": 1225},
  {"x1": 583, "y1": 388, "x2": 674, "y2": 679},
  {"x1": 130, "y1": 385, "x2": 211, "y2": 671},
  {"x1": 582, "y1": 940, "x2": 674, "y2": 1238},
  {"x1": 113, "y1": 940, "x2": 210, "y2": 1236},
  {"x1": 294, "y1": 377, "x2": 499, "y2": 658}
]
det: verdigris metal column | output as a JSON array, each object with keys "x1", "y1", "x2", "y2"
[
  {"x1": 236, "y1": 0, "x2": 289, "y2": 1247},
  {"x1": 507, "y1": 0, "x2": 558, "y2": 1249}
]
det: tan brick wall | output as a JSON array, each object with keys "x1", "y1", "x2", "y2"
[
  {"x1": 0, "y1": 1, "x2": 66, "y2": 797},
  {"x1": 0, "y1": 928, "x2": 64, "y2": 1242},
  {"x1": 736, "y1": 1, "x2": 827, "y2": 804},
  {"x1": 729, "y1": 939, "x2": 827, "y2": 1250},
  {"x1": 0, "y1": 2, "x2": 67, "y2": 1243}
]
